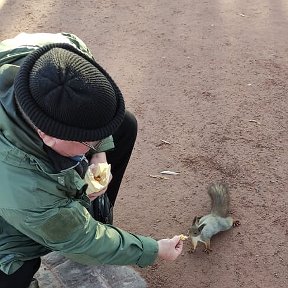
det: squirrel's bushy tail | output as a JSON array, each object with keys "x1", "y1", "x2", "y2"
[{"x1": 208, "y1": 183, "x2": 230, "y2": 217}]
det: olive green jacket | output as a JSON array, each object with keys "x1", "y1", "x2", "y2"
[{"x1": 0, "y1": 33, "x2": 158, "y2": 275}]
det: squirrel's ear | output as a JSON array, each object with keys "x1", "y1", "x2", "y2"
[
  {"x1": 192, "y1": 216, "x2": 197, "y2": 225},
  {"x1": 198, "y1": 224, "x2": 206, "y2": 232}
]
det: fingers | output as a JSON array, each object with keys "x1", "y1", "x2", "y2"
[
  {"x1": 172, "y1": 235, "x2": 181, "y2": 242},
  {"x1": 87, "y1": 172, "x2": 112, "y2": 201},
  {"x1": 88, "y1": 189, "x2": 106, "y2": 200},
  {"x1": 175, "y1": 239, "x2": 184, "y2": 251},
  {"x1": 157, "y1": 236, "x2": 184, "y2": 261},
  {"x1": 171, "y1": 235, "x2": 183, "y2": 249}
]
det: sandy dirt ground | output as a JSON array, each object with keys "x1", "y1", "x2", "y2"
[{"x1": 1, "y1": 0, "x2": 287, "y2": 287}]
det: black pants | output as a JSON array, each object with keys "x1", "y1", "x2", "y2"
[
  {"x1": 0, "y1": 258, "x2": 41, "y2": 288},
  {"x1": 0, "y1": 111, "x2": 137, "y2": 288},
  {"x1": 90, "y1": 111, "x2": 137, "y2": 221},
  {"x1": 101, "y1": 110, "x2": 137, "y2": 206}
]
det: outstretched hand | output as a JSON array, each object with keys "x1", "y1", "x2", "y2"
[{"x1": 157, "y1": 235, "x2": 184, "y2": 261}]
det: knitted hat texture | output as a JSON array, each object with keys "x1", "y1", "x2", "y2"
[{"x1": 14, "y1": 43, "x2": 125, "y2": 141}]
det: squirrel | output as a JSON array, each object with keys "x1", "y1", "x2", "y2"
[{"x1": 188, "y1": 183, "x2": 240, "y2": 254}]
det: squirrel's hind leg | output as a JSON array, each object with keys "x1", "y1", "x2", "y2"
[
  {"x1": 203, "y1": 240, "x2": 212, "y2": 254},
  {"x1": 233, "y1": 220, "x2": 241, "y2": 227}
]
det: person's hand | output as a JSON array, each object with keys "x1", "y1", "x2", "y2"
[
  {"x1": 87, "y1": 152, "x2": 112, "y2": 201},
  {"x1": 157, "y1": 235, "x2": 184, "y2": 261},
  {"x1": 88, "y1": 173, "x2": 112, "y2": 201}
]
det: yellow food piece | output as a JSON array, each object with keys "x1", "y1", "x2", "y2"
[
  {"x1": 179, "y1": 234, "x2": 188, "y2": 241},
  {"x1": 85, "y1": 163, "x2": 111, "y2": 195}
]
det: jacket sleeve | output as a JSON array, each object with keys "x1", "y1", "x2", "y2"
[
  {"x1": 0, "y1": 203, "x2": 158, "y2": 268},
  {"x1": 90, "y1": 135, "x2": 115, "y2": 155}
]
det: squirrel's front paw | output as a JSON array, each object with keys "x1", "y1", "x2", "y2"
[
  {"x1": 233, "y1": 220, "x2": 241, "y2": 227},
  {"x1": 188, "y1": 248, "x2": 195, "y2": 254}
]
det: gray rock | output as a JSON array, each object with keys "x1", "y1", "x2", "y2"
[{"x1": 35, "y1": 252, "x2": 147, "y2": 288}]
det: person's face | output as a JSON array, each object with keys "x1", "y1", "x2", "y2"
[
  {"x1": 37, "y1": 129, "x2": 99, "y2": 157},
  {"x1": 52, "y1": 140, "x2": 95, "y2": 157}
]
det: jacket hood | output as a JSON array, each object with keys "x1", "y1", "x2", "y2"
[{"x1": 0, "y1": 63, "x2": 49, "y2": 162}]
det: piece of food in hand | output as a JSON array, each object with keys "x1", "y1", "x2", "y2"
[
  {"x1": 85, "y1": 163, "x2": 111, "y2": 195},
  {"x1": 179, "y1": 234, "x2": 188, "y2": 241}
]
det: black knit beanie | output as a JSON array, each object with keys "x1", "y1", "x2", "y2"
[{"x1": 14, "y1": 43, "x2": 125, "y2": 141}]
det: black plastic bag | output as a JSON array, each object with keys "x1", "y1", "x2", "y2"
[{"x1": 90, "y1": 193, "x2": 113, "y2": 224}]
